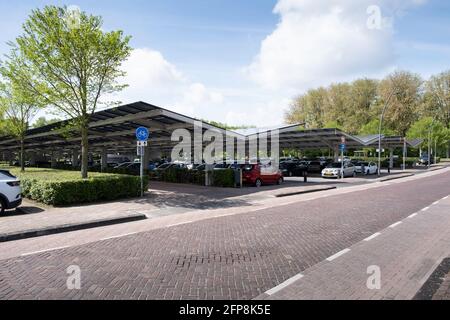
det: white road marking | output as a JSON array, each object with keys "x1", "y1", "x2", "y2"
[
  {"x1": 265, "y1": 273, "x2": 304, "y2": 296},
  {"x1": 443, "y1": 196, "x2": 449, "y2": 200},
  {"x1": 326, "y1": 248, "x2": 351, "y2": 262},
  {"x1": 100, "y1": 232, "x2": 137, "y2": 241},
  {"x1": 389, "y1": 221, "x2": 403, "y2": 228},
  {"x1": 432, "y1": 201, "x2": 439, "y2": 205},
  {"x1": 167, "y1": 221, "x2": 193, "y2": 228},
  {"x1": 408, "y1": 213, "x2": 418, "y2": 219},
  {"x1": 421, "y1": 207, "x2": 430, "y2": 212},
  {"x1": 363, "y1": 233, "x2": 381, "y2": 242},
  {"x1": 21, "y1": 246, "x2": 69, "y2": 257}
]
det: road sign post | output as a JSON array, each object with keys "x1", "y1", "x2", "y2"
[
  {"x1": 136, "y1": 127, "x2": 149, "y2": 197},
  {"x1": 339, "y1": 142, "x2": 346, "y2": 179}
]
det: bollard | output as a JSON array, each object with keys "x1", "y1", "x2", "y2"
[{"x1": 303, "y1": 170, "x2": 308, "y2": 183}]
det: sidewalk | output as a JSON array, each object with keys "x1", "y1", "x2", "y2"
[
  {"x1": 257, "y1": 194, "x2": 450, "y2": 300},
  {"x1": 0, "y1": 182, "x2": 339, "y2": 242},
  {"x1": 0, "y1": 199, "x2": 146, "y2": 242}
]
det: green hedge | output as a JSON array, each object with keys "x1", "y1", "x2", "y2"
[
  {"x1": 6, "y1": 168, "x2": 149, "y2": 206},
  {"x1": 151, "y1": 168, "x2": 235, "y2": 188},
  {"x1": 210, "y1": 169, "x2": 235, "y2": 187}
]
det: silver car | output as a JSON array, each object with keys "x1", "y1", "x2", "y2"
[{"x1": 322, "y1": 162, "x2": 356, "y2": 179}]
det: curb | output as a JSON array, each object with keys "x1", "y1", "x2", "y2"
[
  {"x1": 414, "y1": 257, "x2": 450, "y2": 300},
  {"x1": 379, "y1": 174, "x2": 415, "y2": 182},
  {"x1": 274, "y1": 186, "x2": 337, "y2": 198},
  {"x1": 0, "y1": 214, "x2": 147, "y2": 243}
]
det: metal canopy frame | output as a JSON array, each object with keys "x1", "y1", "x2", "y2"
[
  {"x1": 0, "y1": 101, "x2": 243, "y2": 155},
  {"x1": 0, "y1": 102, "x2": 423, "y2": 157}
]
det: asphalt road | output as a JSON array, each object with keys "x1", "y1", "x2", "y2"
[{"x1": 0, "y1": 171, "x2": 449, "y2": 300}]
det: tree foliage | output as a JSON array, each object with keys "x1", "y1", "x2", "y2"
[
  {"x1": 32, "y1": 116, "x2": 61, "y2": 129},
  {"x1": 3, "y1": 5, "x2": 132, "y2": 178},
  {"x1": 0, "y1": 80, "x2": 43, "y2": 171},
  {"x1": 407, "y1": 117, "x2": 450, "y2": 153}
]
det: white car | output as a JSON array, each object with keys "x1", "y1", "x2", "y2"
[
  {"x1": 0, "y1": 170, "x2": 22, "y2": 214},
  {"x1": 355, "y1": 161, "x2": 378, "y2": 175},
  {"x1": 322, "y1": 162, "x2": 356, "y2": 179}
]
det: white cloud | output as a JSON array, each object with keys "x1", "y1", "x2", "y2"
[
  {"x1": 245, "y1": 0, "x2": 427, "y2": 90},
  {"x1": 174, "y1": 83, "x2": 224, "y2": 115},
  {"x1": 111, "y1": 0, "x2": 428, "y2": 128},
  {"x1": 114, "y1": 48, "x2": 224, "y2": 119}
]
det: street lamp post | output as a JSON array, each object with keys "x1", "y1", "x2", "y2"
[
  {"x1": 435, "y1": 139, "x2": 437, "y2": 165},
  {"x1": 403, "y1": 138, "x2": 407, "y2": 171},
  {"x1": 378, "y1": 91, "x2": 396, "y2": 177},
  {"x1": 428, "y1": 118, "x2": 436, "y2": 170}
]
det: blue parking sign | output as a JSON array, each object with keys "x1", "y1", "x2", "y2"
[
  {"x1": 339, "y1": 144, "x2": 346, "y2": 151},
  {"x1": 136, "y1": 127, "x2": 149, "y2": 141}
]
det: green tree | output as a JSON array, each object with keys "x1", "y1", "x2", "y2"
[
  {"x1": 285, "y1": 87, "x2": 328, "y2": 128},
  {"x1": 32, "y1": 116, "x2": 61, "y2": 129},
  {"x1": 4, "y1": 5, "x2": 132, "y2": 178},
  {"x1": 407, "y1": 117, "x2": 450, "y2": 156},
  {"x1": 424, "y1": 71, "x2": 450, "y2": 157},
  {"x1": 359, "y1": 118, "x2": 396, "y2": 136},
  {"x1": 378, "y1": 71, "x2": 423, "y2": 136},
  {"x1": 285, "y1": 79, "x2": 378, "y2": 134},
  {"x1": 202, "y1": 119, "x2": 256, "y2": 131},
  {"x1": 0, "y1": 81, "x2": 42, "y2": 171}
]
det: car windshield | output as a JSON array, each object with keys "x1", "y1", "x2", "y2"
[
  {"x1": 158, "y1": 164, "x2": 171, "y2": 169},
  {"x1": 242, "y1": 165, "x2": 254, "y2": 172},
  {"x1": 328, "y1": 163, "x2": 342, "y2": 168},
  {"x1": 357, "y1": 162, "x2": 369, "y2": 166},
  {"x1": 214, "y1": 164, "x2": 228, "y2": 169}
]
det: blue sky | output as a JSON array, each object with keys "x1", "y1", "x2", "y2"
[{"x1": 1, "y1": 0, "x2": 449, "y2": 126}]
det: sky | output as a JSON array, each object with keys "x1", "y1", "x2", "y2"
[{"x1": 0, "y1": 0, "x2": 449, "y2": 127}]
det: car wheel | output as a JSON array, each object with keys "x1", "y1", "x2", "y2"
[
  {"x1": 255, "y1": 179, "x2": 262, "y2": 188},
  {"x1": 366, "y1": 170, "x2": 370, "y2": 175},
  {"x1": 0, "y1": 199, "x2": 5, "y2": 215},
  {"x1": 277, "y1": 177, "x2": 283, "y2": 185}
]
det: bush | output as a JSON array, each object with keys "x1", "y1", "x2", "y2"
[
  {"x1": 211, "y1": 169, "x2": 235, "y2": 187},
  {"x1": 151, "y1": 168, "x2": 235, "y2": 188},
  {"x1": 6, "y1": 168, "x2": 148, "y2": 206}
]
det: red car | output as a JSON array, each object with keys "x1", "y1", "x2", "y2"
[{"x1": 241, "y1": 164, "x2": 284, "y2": 187}]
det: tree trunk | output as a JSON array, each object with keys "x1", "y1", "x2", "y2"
[
  {"x1": 20, "y1": 140, "x2": 25, "y2": 172},
  {"x1": 81, "y1": 126, "x2": 89, "y2": 179}
]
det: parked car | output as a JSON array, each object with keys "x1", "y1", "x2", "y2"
[
  {"x1": 213, "y1": 163, "x2": 231, "y2": 170},
  {"x1": 355, "y1": 161, "x2": 378, "y2": 175},
  {"x1": 418, "y1": 154, "x2": 431, "y2": 166},
  {"x1": 191, "y1": 164, "x2": 206, "y2": 172},
  {"x1": 321, "y1": 162, "x2": 356, "y2": 179},
  {"x1": 241, "y1": 164, "x2": 283, "y2": 187},
  {"x1": 0, "y1": 170, "x2": 22, "y2": 214},
  {"x1": 280, "y1": 157, "x2": 300, "y2": 163},
  {"x1": 280, "y1": 160, "x2": 308, "y2": 177},
  {"x1": 114, "y1": 162, "x2": 134, "y2": 169},
  {"x1": 155, "y1": 163, "x2": 174, "y2": 173},
  {"x1": 107, "y1": 155, "x2": 131, "y2": 168},
  {"x1": 307, "y1": 160, "x2": 323, "y2": 173}
]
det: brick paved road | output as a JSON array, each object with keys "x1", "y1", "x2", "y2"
[{"x1": 0, "y1": 171, "x2": 449, "y2": 300}]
